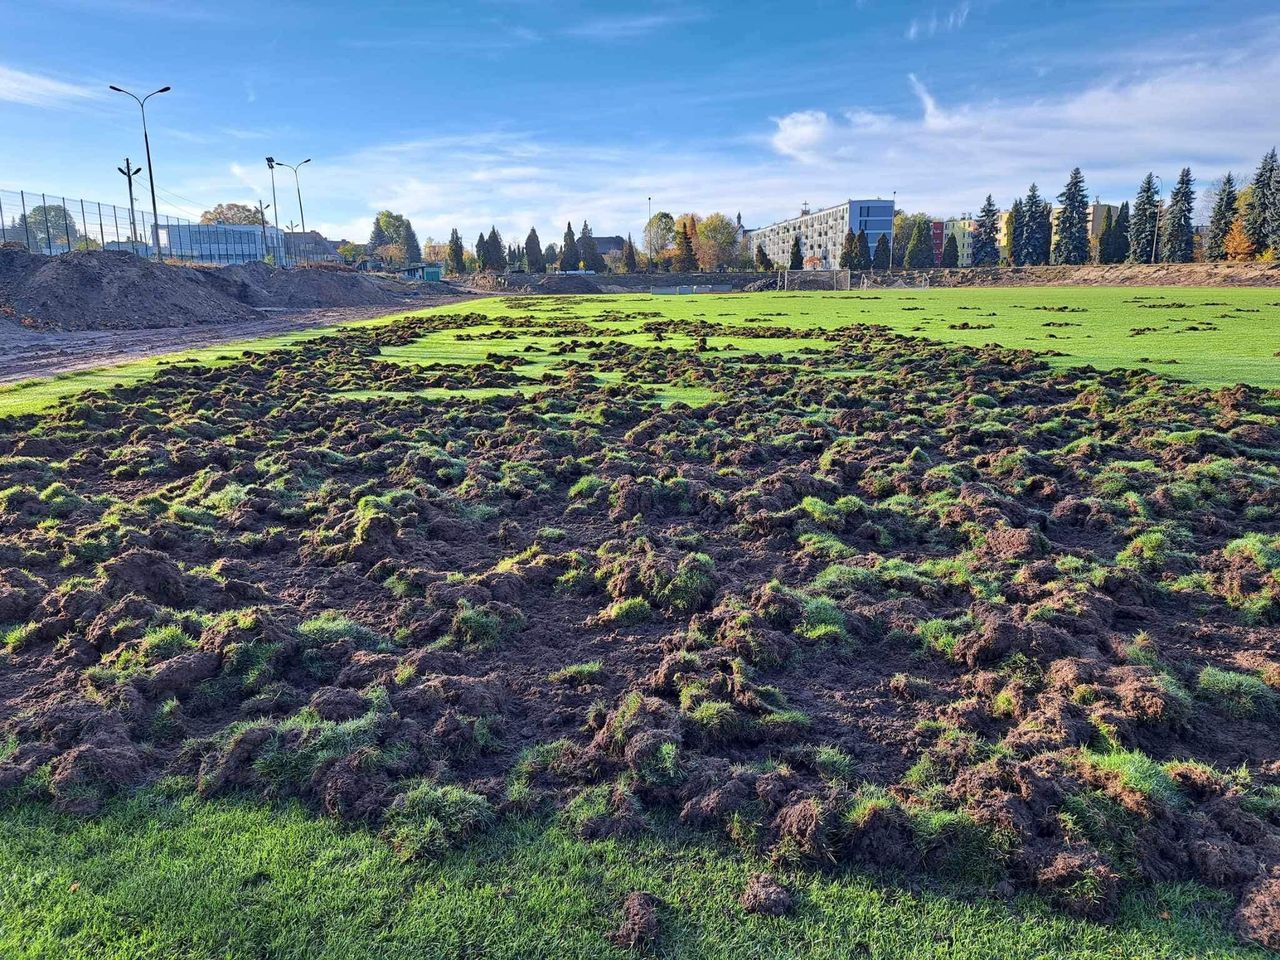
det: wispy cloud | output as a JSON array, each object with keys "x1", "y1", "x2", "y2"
[
  {"x1": 566, "y1": 11, "x2": 703, "y2": 41},
  {"x1": 0, "y1": 65, "x2": 98, "y2": 108},
  {"x1": 906, "y1": 2, "x2": 971, "y2": 40}
]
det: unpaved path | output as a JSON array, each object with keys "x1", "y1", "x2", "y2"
[{"x1": 0, "y1": 294, "x2": 477, "y2": 386}]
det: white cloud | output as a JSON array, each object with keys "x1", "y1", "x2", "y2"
[
  {"x1": 566, "y1": 11, "x2": 702, "y2": 40},
  {"x1": 907, "y1": 2, "x2": 970, "y2": 41},
  {"x1": 0, "y1": 65, "x2": 97, "y2": 108}
]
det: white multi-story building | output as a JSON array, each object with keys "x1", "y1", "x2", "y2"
[
  {"x1": 944, "y1": 217, "x2": 976, "y2": 266},
  {"x1": 745, "y1": 198, "x2": 895, "y2": 269}
]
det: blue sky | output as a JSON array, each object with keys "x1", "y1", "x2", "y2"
[{"x1": 1, "y1": 0, "x2": 1277, "y2": 245}]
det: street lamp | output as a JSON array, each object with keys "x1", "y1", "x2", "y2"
[
  {"x1": 257, "y1": 200, "x2": 272, "y2": 263},
  {"x1": 272, "y1": 158, "x2": 311, "y2": 234},
  {"x1": 647, "y1": 196, "x2": 652, "y2": 272},
  {"x1": 265, "y1": 158, "x2": 281, "y2": 232},
  {"x1": 109, "y1": 84, "x2": 169, "y2": 259}
]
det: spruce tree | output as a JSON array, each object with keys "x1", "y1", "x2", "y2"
[
  {"x1": 579, "y1": 221, "x2": 605, "y2": 272},
  {"x1": 1112, "y1": 202, "x2": 1131, "y2": 264},
  {"x1": 486, "y1": 226, "x2": 506, "y2": 271},
  {"x1": 872, "y1": 234, "x2": 889, "y2": 269},
  {"x1": 1268, "y1": 159, "x2": 1280, "y2": 256},
  {"x1": 1160, "y1": 167, "x2": 1195, "y2": 263},
  {"x1": 623, "y1": 234, "x2": 637, "y2": 272},
  {"x1": 838, "y1": 228, "x2": 855, "y2": 269},
  {"x1": 972, "y1": 195, "x2": 1000, "y2": 267},
  {"x1": 940, "y1": 234, "x2": 959, "y2": 268},
  {"x1": 788, "y1": 233, "x2": 803, "y2": 270},
  {"x1": 675, "y1": 223, "x2": 698, "y2": 271},
  {"x1": 476, "y1": 232, "x2": 491, "y2": 272},
  {"x1": 446, "y1": 228, "x2": 465, "y2": 275},
  {"x1": 854, "y1": 229, "x2": 871, "y2": 270},
  {"x1": 1129, "y1": 173, "x2": 1160, "y2": 263},
  {"x1": 1244, "y1": 148, "x2": 1277, "y2": 255},
  {"x1": 1052, "y1": 168, "x2": 1090, "y2": 265},
  {"x1": 754, "y1": 243, "x2": 773, "y2": 271},
  {"x1": 1017, "y1": 184, "x2": 1049, "y2": 266},
  {"x1": 560, "y1": 222, "x2": 579, "y2": 271},
  {"x1": 905, "y1": 220, "x2": 934, "y2": 268},
  {"x1": 525, "y1": 227, "x2": 545, "y2": 272},
  {"x1": 1096, "y1": 206, "x2": 1115, "y2": 263},
  {"x1": 369, "y1": 218, "x2": 390, "y2": 252},
  {"x1": 1205, "y1": 174, "x2": 1237, "y2": 262},
  {"x1": 1008, "y1": 200, "x2": 1024, "y2": 266},
  {"x1": 402, "y1": 222, "x2": 421, "y2": 264}
]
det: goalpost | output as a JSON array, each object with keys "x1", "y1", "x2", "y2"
[{"x1": 782, "y1": 269, "x2": 851, "y2": 291}]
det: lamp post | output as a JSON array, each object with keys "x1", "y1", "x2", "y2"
[
  {"x1": 257, "y1": 200, "x2": 272, "y2": 263},
  {"x1": 116, "y1": 158, "x2": 142, "y2": 250},
  {"x1": 109, "y1": 84, "x2": 169, "y2": 259},
  {"x1": 273, "y1": 158, "x2": 311, "y2": 234},
  {"x1": 888, "y1": 190, "x2": 897, "y2": 273},
  {"x1": 1150, "y1": 175, "x2": 1163, "y2": 265},
  {"x1": 646, "y1": 196, "x2": 653, "y2": 272},
  {"x1": 265, "y1": 158, "x2": 281, "y2": 232}
]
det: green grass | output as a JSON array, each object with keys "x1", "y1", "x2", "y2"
[
  {"x1": 4, "y1": 287, "x2": 1279, "y2": 418},
  {"x1": 0, "y1": 791, "x2": 1264, "y2": 960}
]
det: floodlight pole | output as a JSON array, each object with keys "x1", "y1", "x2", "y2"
[
  {"x1": 265, "y1": 158, "x2": 281, "y2": 231},
  {"x1": 110, "y1": 84, "x2": 170, "y2": 259},
  {"x1": 888, "y1": 190, "x2": 897, "y2": 273},
  {"x1": 258, "y1": 200, "x2": 272, "y2": 263},
  {"x1": 117, "y1": 157, "x2": 142, "y2": 246},
  {"x1": 273, "y1": 158, "x2": 311, "y2": 234}
]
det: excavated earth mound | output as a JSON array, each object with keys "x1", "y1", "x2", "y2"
[{"x1": 1, "y1": 309, "x2": 1279, "y2": 941}]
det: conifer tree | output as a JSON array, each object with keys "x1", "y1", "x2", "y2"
[
  {"x1": 972, "y1": 195, "x2": 1000, "y2": 266},
  {"x1": 369, "y1": 218, "x2": 390, "y2": 252},
  {"x1": 446, "y1": 228, "x2": 465, "y2": 275},
  {"x1": 622, "y1": 234, "x2": 637, "y2": 272},
  {"x1": 940, "y1": 234, "x2": 959, "y2": 268},
  {"x1": 872, "y1": 234, "x2": 889, "y2": 269},
  {"x1": 754, "y1": 243, "x2": 773, "y2": 271},
  {"x1": 1205, "y1": 174, "x2": 1237, "y2": 262},
  {"x1": 1096, "y1": 206, "x2": 1115, "y2": 263},
  {"x1": 1007, "y1": 200, "x2": 1024, "y2": 265},
  {"x1": 1052, "y1": 168, "x2": 1090, "y2": 265},
  {"x1": 525, "y1": 227, "x2": 545, "y2": 272},
  {"x1": 1160, "y1": 167, "x2": 1195, "y2": 263},
  {"x1": 838, "y1": 228, "x2": 856, "y2": 268},
  {"x1": 1244, "y1": 148, "x2": 1277, "y2": 255},
  {"x1": 788, "y1": 234, "x2": 803, "y2": 270},
  {"x1": 578, "y1": 221, "x2": 605, "y2": 272},
  {"x1": 1129, "y1": 173, "x2": 1160, "y2": 263},
  {"x1": 487, "y1": 226, "x2": 506, "y2": 271},
  {"x1": 675, "y1": 223, "x2": 698, "y2": 271},
  {"x1": 402, "y1": 222, "x2": 421, "y2": 265},
  {"x1": 905, "y1": 220, "x2": 934, "y2": 268},
  {"x1": 1268, "y1": 159, "x2": 1280, "y2": 256},
  {"x1": 476, "y1": 232, "x2": 490, "y2": 271},
  {"x1": 1017, "y1": 184, "x2": 1049, "y2": 266},
  {"x1": 560, "y1": 222, "x2": 580, "y2": 271},
  {"x1": 854, "y1": 229, "x2": 871, "y2": 270},
  {"x1": 1111, "y1": 202, "x2": 1131, "y2": 264},
  {"x1": 1225, "y1": 215, "x2": 1256, "y2": 261}
]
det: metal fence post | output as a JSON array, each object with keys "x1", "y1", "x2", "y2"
[
  {"x1": 20, "y1": 191, "x2": 31, "y2": 251},
  {"x1": 62, "y1": 197, "x2": 73, "y2": 252},
  {"x1": 41, "y1": 193, "x2": 53, "y2": 254},
  {"x1": 97, "y1": 202, "x2": 105, "y2": 248}
]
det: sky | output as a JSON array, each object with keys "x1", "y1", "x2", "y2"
[{"x1": 1, "y1": 0, "x2": 1278, "y2": 246}]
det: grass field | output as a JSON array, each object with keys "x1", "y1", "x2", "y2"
[
  {"x1": 2, "y1": 287, "x2": 1277, "y2": 419},
  {"x1": 0, "y1": 791, "x2": 1263, "y2": 960}
]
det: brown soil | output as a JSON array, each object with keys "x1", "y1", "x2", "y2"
[
  {"x1": 740, "y1": 873, "x2": 794, "y2": 915},
  {"x1": 607, "y1": 891, "x2": 662, "y2": 950}
]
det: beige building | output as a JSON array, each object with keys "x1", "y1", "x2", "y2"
[
  {"x1": 943, "y1": 217, "x2": 976, "y2": 266},
  {"x1": 994, "y1": 202, "x2": 1119, "y2": 262}
]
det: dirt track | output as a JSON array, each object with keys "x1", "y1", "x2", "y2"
[{"x1": 0, "y1": 296, "x2": 476, "y2": 386}]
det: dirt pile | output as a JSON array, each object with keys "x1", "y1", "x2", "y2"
[
  {"x1": 466, "y1": 271, "x2": 603, "y2": 295},
  {"x1": 0, "y1": 249, "x2": 453, "y2": 331}
]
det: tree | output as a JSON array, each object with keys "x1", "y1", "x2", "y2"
[
  {"x1": 904, "y1": 220, "x2": 934, "y2": 268},
  {"x1": 1096, "y1": 206, "x2": 1115, "y2": 264},
  {"x1": 940, "y1": 234, "x2": 959, "y2": 268},
  {"x1": 543, "y1": 243, "x2": 558, "y2": 266},
  {"x1": 16, "y1": 204, "x2": 80, "y2": 252},
  {"x1": 893, "y1": 212, "x2": 931, "y2": 265},
  {"x1": 336, "y1": 241, "x2": 363, "y2": 263},
  {"x1": 972, "y1": 195, "x2": 1000, "y2": 267},
  {"x1": 754, "y1": 243, "x2": 773, "y2": 270},
  {"x1": 674, "y1": 222, "x2": 697, "y2": 271},
  {"x1": 622, "y1": 234, "x2": 637, "y2": 273},
  {"x1": 560, "y1": 222, "x2": 580, "y2": 271},
  {"x1": 1224, "y1": 215, "x2": 1256, "y2": 261},
  {"x1": 402, "y1": 222, "x2": 421, "y2": 264},
  {"x1": 1205, "y1": 173, "x2": 1237, "y2": 262},
  {"x1": 1244, "y1": 148, "x2": 1277, "y2": 255},
  {"x1": 1017, "y1": 184, "x2": 1049, "y2": 266},
  {"x1": 838, "y1": 228, "x2": 855, "y2": 269},
  {"x1": 200, "y1": 202, "x2": 262, "y2": 225},
  {"x1": 788, "y1": 234, "x2": 803, "y2": 270},
  {"x1": 696, "y1": 213, "x2": 739, "y2": 271},
  {"x1": 1110, "y1": 202, "x2": 1131, "y2": 264},
  {"x1": 853, "y1": 229, "x2": 872, "y2": 270},
  {"x1": 1269, "y1": 156, "x2": 1280, "y2": 256},
  {"x1": 369, "y1": 218, "x2": 391, "y2": 252},
  {"x1": 872, "y1": 234, "x2": 889, "y2": 269},
  {"x1": 524, "y1": 227, "x2": 545, "y2": 273},
  {"x1": 1007, "y1": 200, "x2": 1024, "y2": 265},
  {"x1": 446, "y1": 228, "x2": 466, "y2": 275},
  {"x1": 578, "y1": 221, "x2": 605, "y2": 272},
  {"x1": 1052, "y1": 168, "x2": 1090, "y2": 265},
  {"x1": 476, "y1": 232, "x2": 491, "y2": 271},
  {"x1": 486, "y1": 226, "x2": 506, "y2": 271},
  {"x1": 643, "y1": 212, "x2": 675, "y2": 264},
  {"x1": 1160, "y1": 167, "x2": 1195, "y2": 263},
  {"x1": 1129, "y1": 173, "x2": 1160, "y2": 264}
]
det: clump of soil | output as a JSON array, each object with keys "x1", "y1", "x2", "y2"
[
  {"x1": 607, "y1": 891, "x2": 662, "y2": 950},
  {"x1": 740, "y1": 873, "x2": 794, "y2": 915}
]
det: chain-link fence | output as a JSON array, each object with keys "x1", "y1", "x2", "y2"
[{"x1": 0, "y1": 188, "x2": 339, "y2": 267}]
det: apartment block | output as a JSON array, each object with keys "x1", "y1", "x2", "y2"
[{"x1": 745, "y1": 198, "x2": 894, "y2": 269}]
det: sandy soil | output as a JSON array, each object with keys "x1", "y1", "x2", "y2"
[{"x1": 0, "y1": 295, "x2": 476, "y2": 386}]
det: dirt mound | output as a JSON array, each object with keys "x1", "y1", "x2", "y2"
[
  {"x1": 466, "y1": 271, "x2": 603, "y2": 295},
  {"x1": 0, "y1": 249, "x2": 453, "y2": 331},
  {"x1": 0, "y1": 248, "x2": 259, "y2": 330},
  {"x1": 870, "y1": 262, "x2": 1280, "y2": 288},
  {"x1": 607, "y1": 892, "x2": 662, "y2": 950}
]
